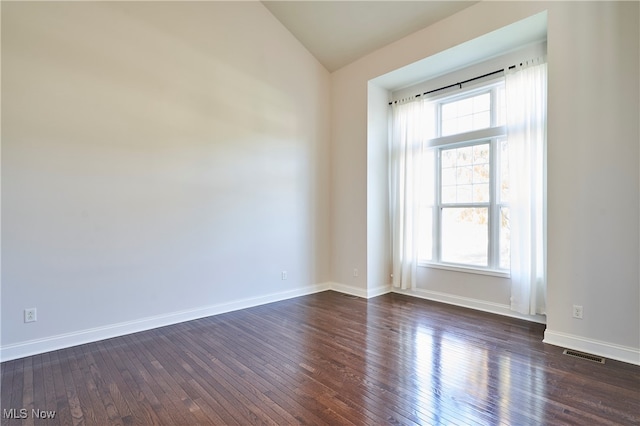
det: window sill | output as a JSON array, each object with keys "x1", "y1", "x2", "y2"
[{"x1": 418, "y1": 262, "x2": 511, "y2": 279}]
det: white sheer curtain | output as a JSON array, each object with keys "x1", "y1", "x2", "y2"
[
  {"x1": 389, "y1": 99, "x2": 435, "y2": 290},
  {"x1": 505, "y1": 59, "x2": 547, "y2": 315}
]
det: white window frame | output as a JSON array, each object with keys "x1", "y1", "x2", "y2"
[{"x1": 419, "y1": 79, "x2": 510, "y2": 278}]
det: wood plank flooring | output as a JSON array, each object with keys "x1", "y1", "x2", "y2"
[{"x1": 2, "y1": 291, "x2": 639, "y2": 425}]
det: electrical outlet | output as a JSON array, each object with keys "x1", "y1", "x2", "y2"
[
  {"x1": 353, "y1": 268, "x2": 359, "y2": 277},
  {"x1": 24, "y1": 308, "x2": 37, "y2": 323},
  {"x1": 281, "y1": 271, "x2": 287, "y2": 280},
  {"x1": 572, "y1": 305, "x2": 583, "y2": 319}
]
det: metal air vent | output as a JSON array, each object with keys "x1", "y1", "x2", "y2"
[{"x1": 563, "y1": 349, "x2": 605, "y2": 364}]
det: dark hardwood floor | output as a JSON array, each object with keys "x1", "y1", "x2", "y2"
[{"x1": 2, "y1": 291, "x2": 639, "y2": 425}]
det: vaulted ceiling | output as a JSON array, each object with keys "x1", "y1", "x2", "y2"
[{"x1": 262, "y1": 1, "x2": 479, "y2": 72}]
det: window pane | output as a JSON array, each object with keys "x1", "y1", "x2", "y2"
[
  {"x1": 442, "y1": 168, "x2": 456, "y2": 186},
  {"x1": 473, "y1": 164, "x2": 489, "y2": 183},
  {"x1": 473, "y1": 111, "x2": 490, "y2": 130},
  {"x1": 458, "y1": 115, "x2": 473, "y2": 133},
  {"x1": 442, "y1": 186, "x2": 456, "y2": 204},
  {"x1": 442, "y1": 149, "x2": 456, "y2": 168},
  {"x1": 473, "y1": 184, "x2": 490, "y2": 202},
  {"x1": 440, "y1": 92, "x2": 492, "y2": 136},
  {"x1": 457, "y1": 166, "x2": 473, "y2": 184},
  {"x1": 441, "y1": 102, "x2": 457, "y2": 120},
  {"x1": 474, "y1": 92, "x2": 490, "y2": 110},
  {"x1": 458, "y1": 97, "x2": 473, "y2": 116},
  {"x1": 473, "y1": 144, "x2": 490, "y2": 163},
  {"x1": 500, "y1": 207, "x2": 511, "y2": 270},
  {"x1": 442, "y1": 119, "x2": 456, "y2": 136},
  {"x1": 457, "y1": 185, "x2": 472, "y2": 203},
  {"x1": 441, "y1": 208, "x2": 488, "y2": 266},
  {"x1": 457, "y1": 146, "x2": 473, "y2": 166},
  {"x1": 440, "y1": 143, "x2": 490, "y2": 204}
]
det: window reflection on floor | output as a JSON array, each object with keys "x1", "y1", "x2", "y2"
[{"x1": 412, "y1": 324, "x2": 547, "y2": 424}]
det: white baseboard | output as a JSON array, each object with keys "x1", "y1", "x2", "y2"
[
  {"x1": 543, "y1": 329, "x2": 640, "y2": 366},
  {"x1": 367, "y1": 283, "x2": 392, "y2": 298},
  {"x1": 328, "y1": 282, "x2": 391, "y2": 299},
  {"x1": 393, "y1": 287, "x2": 547, "y2": 324},
  {"x1": 0, "y1": 283, "x2": 331, "y2": 362},
  {"x1": 327, "y1": 281, "x2": 367, "y2": 298},
  {"x1": 12, "y1": 282, "x2": 638, "y2": 368}
]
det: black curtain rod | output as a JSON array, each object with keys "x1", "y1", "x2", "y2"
[{"x1": 388, "y1": 65, "x2": 517, "y2": 106}]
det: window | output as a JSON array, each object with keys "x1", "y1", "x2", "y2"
[
  {"x1": 418, "y1": 82, "x2": 510, "y2": 272},
  {"x1": 390, "y1": 59, "x2": 546, "y2": 313}
]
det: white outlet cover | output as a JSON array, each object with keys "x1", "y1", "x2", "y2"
[
  {"x1": 572, "y1": 305, "x2": 583, "y2": 319},
  {"x1": 24, "y1": 308, "x2": 37, "y2": 323}
]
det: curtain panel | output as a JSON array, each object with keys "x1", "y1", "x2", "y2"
[
  {"x1": 389, "y1": 100, "x2": 434, "y2": 290},
  {"x1": 505, "y1": 59, "x2": 547, "y2": 315}
]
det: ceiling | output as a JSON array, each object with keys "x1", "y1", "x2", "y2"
[{"x1": 262, "y1": 1, "x2": 479, "y2": 72}]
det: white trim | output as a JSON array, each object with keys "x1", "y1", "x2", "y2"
[
  {"x1": 0, "y1": 283, "x2": 331, "y2": 362},
  {"x1": 427, "y1": 125, "x2": 506, "y2": 149},
  {"x1": 367, "y1": 283, "x2": 393, "y2": 298},
  {"x1": 393, "y1": 287, "x2": 546, "y2": 324},
  {"x1": 327, "y1": 282, "x2": 391, "y2": 299},
  {"x1": 327, "y1": 282, "x2": 369, "y2": 299},
  {"x1": 543, "y1": 329, "x2": 640, "y2": 366}
]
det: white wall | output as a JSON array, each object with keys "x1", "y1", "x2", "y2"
[
  {"x1": 1, "y1": 1, "x2": 331, "y2": 359},
  {"x1": 330, "y1": 70, "x2": 368, "y2": 292},
  {"x1": 366, "y1": 82, "x2": 391, "y2": 297},
  {"x1": 543, "y1": 1, "x2": 639, "y2": 363},
  {"x1": 331, "y1": 1, "x2": 639, "y2": 364}
]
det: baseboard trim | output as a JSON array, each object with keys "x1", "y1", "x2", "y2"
[
  {"x1": 393, "y1": 287, "x2": 547, "y2": 324},
  {"x1": 0, "y1": 283, "x2": 331, "y2": 362},
  {"x1": 543, "y1": 329, "x2": 640, "y2": 366},
  {"x1": 14, "y1": 283, "x2": 637, "y2": 367},
  {"x1": 367, "y1": 283, "x2": 392, "y2": 298},
  {"x1": 328, "y1": 282, "x2": 368, "y2": 298},
  {"x1": 328, "y1": 282, "x2": 392, "y2": 299}
]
